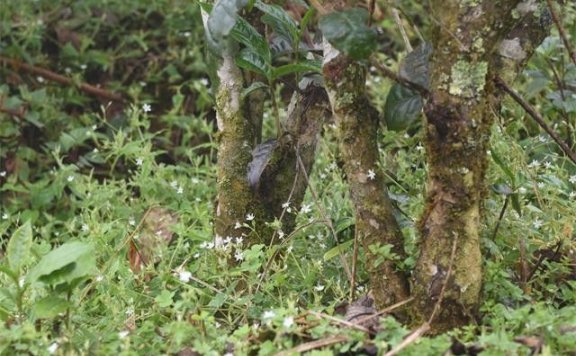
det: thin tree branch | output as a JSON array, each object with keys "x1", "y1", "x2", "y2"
[
  {"x1": 495, "y1": 76, "x2": 576, "y2": 166},
  {"x1": 546, "y1": 0, "x2": 576, "y2": 66},
  {"x1": 0, "y1": 56, "x2": 125, "y2": 102},
  {"x1": 370, "y1": 59, "x2": 429, "y2": 97}
]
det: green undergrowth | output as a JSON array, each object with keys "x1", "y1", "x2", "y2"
[{"x1": 1, "y1": 0, "x2": 576, "y2": 355}]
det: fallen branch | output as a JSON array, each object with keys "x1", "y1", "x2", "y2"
[
  {"x1": 495, "y1": 76, "x2": 576, "y2": 166},
  {"x1": 0, "y1": 56, "x2": 125, "y2": 103},
  {"x1": 277, "y1": 335, "x2": 349, "y2": 355},
  {"x1": 383, "y1": 322, "x2": 430, "y2": 356}
]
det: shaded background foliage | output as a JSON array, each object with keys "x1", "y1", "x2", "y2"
[{"x1": 0, "y1": 0, "x2": 576, "y2": 354}]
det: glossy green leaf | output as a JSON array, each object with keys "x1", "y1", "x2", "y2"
[
  {"x1": 242, "y1": 81, "x2": 268, "y2": 99},
  {"x1": 399, "y1": 42, "x2": 432, "y2": 88},
  {"x1": 235, "y1": 48, "x2": 270, "y2": 79},
  {"x1": 231, "y1": 17, "x2": 270, "y2": 63},
  {"x1": 384, "y1": 83, "x2": 423, "y2": 131},
  {"x1": 319, "y1": 8, "x2": 377, "y2": 60},
  {"x1": 255, "y1": 0, "x2": 299, "y2": 44},
  {"x1": 271, "y1": 60, "x2": 321, "y2": 79},
  {"x1": 7, "y1": 221, "x2": 33, "y2": 274}
]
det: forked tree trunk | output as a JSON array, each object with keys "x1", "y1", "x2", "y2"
[
  {"x1": 203, "y1": 8, "x2": 330, "y2": 245},
  {"x1": 410, "y1": 0, "x2": 550, "y2": 332}
]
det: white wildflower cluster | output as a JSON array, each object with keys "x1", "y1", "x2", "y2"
[{"x1": 169, "y1": 180, "x2": 184, "y2": 195}]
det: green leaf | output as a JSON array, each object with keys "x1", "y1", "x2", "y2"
[
  {"x1": 491, "y1": 184, "x2": 514, "y2": 196},
  {"x1": 399, "y1": 42, "x2": 432, "y2": 88},
  {"x1": 235, "y1": 48, "x2": 270, "y2": 79},
  {"x1": 323, "y1": 240, "x2": 354, "y2": 261},
  {"x1": 205, "y1": 0, "x2": 248, "y2": 54},
  {"x1": 384, "y1": 84, "x2": 423, "y2": 131},
  {"x1": 155, "y1": 290, "x2": 175, "y2": 308},
  {"x1": 27, "y1": 241, "x2": 96, "y2": 288},
  {"x1": 231, "y1": 17, "x2": 270, "y2": 63},
  {"x1": 32, "y1": 296, "x2": 71, "y2": 319},
  {"x1": 242, "y1": 81, "x2": 268, "y2": 99},
  {"x1": 255, "y1": 1, "x2": 299, "y2": 45},
  {"x1": 491, "y1": 151, "x2": 515, "y2": 183},
  {"x1": 7, "y1": 221, "x2": 33, "y2": 274},
  {"x1": 319, "y1": 8, "x2": 377, "y2": 60},
  {"x1": 271, "y1": 60, "x2": 321, "y2": 79}
]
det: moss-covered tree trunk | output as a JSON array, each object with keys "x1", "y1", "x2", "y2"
[
  {"x1": 322, "y1": 36, "x2": 410, "y2": 308},
  {"x1": 203, "y1": 8, "x2": 330, "y2": 245},
  {"x1": 410, "y1": 0, "x2": 550, "y2": 332}
]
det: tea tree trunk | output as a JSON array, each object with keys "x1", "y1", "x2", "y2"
[{"x1": 410, "y1": 0, "x2": 550, "y2": 332}]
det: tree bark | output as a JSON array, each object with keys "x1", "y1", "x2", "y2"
[
  {"x1": 322, "y1": 41, "x2": 410, "y2": 310},
  {"x1": 410, "y1": 0, "x2": 550, "y2": 332}
]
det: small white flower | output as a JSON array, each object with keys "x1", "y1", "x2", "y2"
[
  {"x1": 537, "y1": 182, "x2": 545, "y2": 188},
  {"x1": 287, "y1": 245, "x2": 293, "y2": 253},
  {"x1": 0, "y1": 171, "x2": 5, "y2": 177},
  {"x1": 282, "y1": 201, "x2": 290, "y2": 209},
  {"x1": 67, "y1": 175, "x2": 75, "y2": 182},
  {"x1": 118, "y1": 330, "x2": 130, "y2": 339},
  {"x1": 223, "y1": 353, "x2": 233, "y2": 356},
  {"x1": 191, "y1": 178, "x2": 199, "y2": 184},
  {"x1": 518, "y1": 187, "x2": 527, "y2": 194},
  {"x1": 234, "y1": 250, "x2": 244, "y2": 262},
  {"x1": 136, "y1": 158, "x2": 143, "y2": 166},
  {"x1": 193, "y1": 252, "x2": 200, "y2": 258},
  {"x1": 528, "y1": 160, "x2": 540, "y2": 168},
  {"x1": 47, "y1": 342, "x2": 59, "y2": 354},
  {"x1": 314, "y1": 284, "x2": 325, "y2": 291},
  {"x1": 416, "y1": 144, "x2": 424, "y2": 151},
  {"x1": 200, "y1": 78, "x2": 209, "y2": 86},
  {"x1": 278, "y1": 230, "x2": 285, "y2": 239},
  {"x1": 95, "y1": 275, "x2": 104, "y2": 282},
  {"x1": 93, "y1": 148, "x2": 99, "y2": 153},
  {"x1": 80, "y1": 64, "x2": 87, "y2": 70},
  {"x1": 215, "y1": 321, "x2": 221, "y2": 328},
  {"x1": 569, "y1": 191, "x2": 576, "y2": 199},
  {"x1": 539, "y1": 135, "x2": 547, "y2": 143},
  {"x1": 544, "y1": 161, "x2": 552, "y2": 169},
  {"x1": 37, "y1": 76, "x2": 45, "y2": 83},
  {"x1": 246, "y1": 213, "x2": 255, "y2": 221},
  {"x1": 125, "y1": 307, "x2": 134, "y2": 316},
  {"x1": 235, "y1": 237, "x2": 243, "y2": 245},
  {"x1": 65, "y1": 67, "x2": 71, "y2": 74},
  {"x1": 177, "y1": 186, "x2": 184, "y2": 194},
  {"x1": 533, "y1": 219, "x2": 544, "y2": 229},
  {"x1": 367, "y1": 169, "x2": 376, "y2": 180},
  {"x1": 320, "y1": 173, "x2": 327, "y2": 179},
  {"x1": 178, "y1": 270, "x2": 192, "y2": 283},
  {"x1": 19, "y1": 277, "x2": 25, "y2": 288},
  {"x1": 129, "y1": 217, "x2": 136, "y2": 226},
  {"x1": 570, "y1": 175, "x2": 576, "y2": 184},
  {"x1": 283, "y1": 316, "x2": 294, "y2": 328},
  {"x1": 2, "y1": 213, "x2": 8, "y2": 220},
  {"x1": 252, "y1": 322, "x2": 260, "y2": 330},
  {"x1": 183, "y1": 31, "x2": 192, "y2": 37},
  {"x1": 170, "y1": 180, "x2": 178, "y2": 188},
  {"x1": 81, "y1": 224, "x2": 89, "y2": 232},
  {"x1": 234, "y1": 221, "x2": 242, "y2": 229},
  {"x1": 300, "y1": 204, "x2": 312, "y2": 214},
  {"x1": 142, "y1": 103, "x2": 152, "y2": 113},
  {"x1": 262, "y1": 310, "x2": 276, "y2": 320}
]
